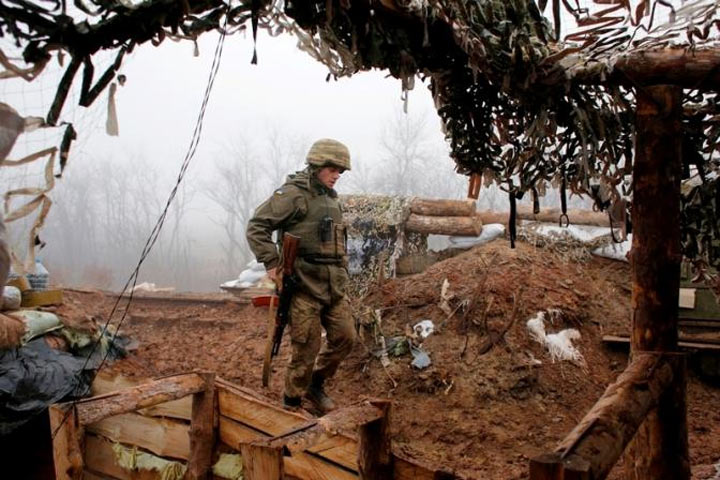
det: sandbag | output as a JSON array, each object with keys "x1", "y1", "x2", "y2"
[
  {"x1": 1, "y1": 286, "x2": 21, "y2": 310},
  {"x1": 6, "y1": 310, "x2": 63, "y2": 343}
]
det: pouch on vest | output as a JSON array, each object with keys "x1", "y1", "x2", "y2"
[{"x1": 334, "y1": 224, "x2": 347, "y2": 257}]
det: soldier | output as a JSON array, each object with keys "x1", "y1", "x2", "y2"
[{"x1": 246, "y1": 138, "x2": 356, "y2": 413}]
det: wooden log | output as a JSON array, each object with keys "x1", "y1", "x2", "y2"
[
  {"x1": 186, "y1": 372, "x2": 216, "y2": 480},
  {"x1": 358, "y1": 400, "x2": 392, "y2": 480},
  {"x1": 626, "y1": 84, "x2": 690, "y2": 480},
  {"x1": 573, "y1": 48, "x2": 720, "y2": 91},
  {"x1": 240, "y1": 443, "x2": 284, "y2": 480},
  {"x1": 49, "y1": 404, "x2": 84, "y2": 480},
  {"x1": 409, "y1": 198, "x2": 476, "y2": 217},
  {"x1": 91, "y1": 372, "x2": 192, "y2": 420},
  {"x1": 405, "y1": 214, "x2": 482, "y2": 236},
  {"x1": 261, "y1": 403, "x2": 383, "y2": 454},
  {"x1": 529, "y1": 353, "x2": 679, "y2": 480},
  {"x1": 76, "y1": 373, "x2": 206, "y2": 426},
  {"x1": 476, "y1": 206, "x2": 612, "y2": 228},
  {"x1": 86, "y1": 412, "x2": 190, "y2": 460}
]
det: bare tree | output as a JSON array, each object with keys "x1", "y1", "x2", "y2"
[
  {"x1": 204, "y1": 139, "x2": 264, "y2": 279},
  {"x1": 373, "y1": 110, "x2": 465, "y2": 199}
]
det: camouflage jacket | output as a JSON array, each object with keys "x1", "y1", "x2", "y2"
[{"x1": 246, "y1": 168, "x2": 348, "y2": 305}]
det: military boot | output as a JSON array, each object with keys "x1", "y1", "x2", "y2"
[
  {"x1": 283, "y1": 394, "x2": 302, "y2": 411},
  {"x1": 305, "y1": 374, "x2": 336, "y2": 414}
]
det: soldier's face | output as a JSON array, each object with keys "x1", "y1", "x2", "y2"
[{"x1": 317, "y1": 166, "x2": 344, "y2": 189}]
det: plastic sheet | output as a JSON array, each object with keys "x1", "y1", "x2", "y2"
[{"x1": 0, "y1": 338, "x2": 94, "y2": 434}]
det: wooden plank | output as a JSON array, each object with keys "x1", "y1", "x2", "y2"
[
  {"x1": 92, "y1": 373, "x2": 192, "y2": 420},
  {"x1": 87, "y1": 412, "x2": 190, "y2": 460},
  {"x1": 84, "y1": 434, "x2": 164, "y2": 480},
  {"x1": 187, "y1": 372, "x2": 216, "y2": 480},
  {"x1": 220, "y1": 416, "x2": 358, "y2": 480},
  {"x1": 76, "y1": 373, "x2": 205, "y2": 426},
  {"x1": 49, "y1": 404, "x2": 84, "y2": 480},
  {"x1": 217, "y1": 387, "x2": 308, "y2": 436}
]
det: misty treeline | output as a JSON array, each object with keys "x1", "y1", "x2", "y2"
[{"x1": 3, "y1": 111, "x2": 585, "y2": 292}]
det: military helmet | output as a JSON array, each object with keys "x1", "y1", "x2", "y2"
[{"x1": 305, "y1": 138, "x2": 351, "y2": 171}]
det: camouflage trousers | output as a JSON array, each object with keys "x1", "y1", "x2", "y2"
[{"x1": 284, "y1": 291, "x2": 356, "y2": 399}]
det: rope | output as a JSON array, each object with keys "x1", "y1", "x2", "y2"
[{"x1": 51, "y1": 5, "x2": 230, "y2": 439}]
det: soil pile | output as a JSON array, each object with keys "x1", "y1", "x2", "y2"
[{"x1": 72, "y1": 239, "x2": 719, "y2": 479}]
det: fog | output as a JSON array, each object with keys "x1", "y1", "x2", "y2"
[{"x1": 1, "y1": 30, "x2": 474, "y2": 291}]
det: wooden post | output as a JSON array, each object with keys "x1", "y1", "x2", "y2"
[
  {"x1": 240, "y1": 443, "x2": 284, "y2": 480},
  {"x1": 49, "y1": 404, "x2": 84, "y2": 480},
  {"x1": 358, "y1": 400, "x2": 392, "y2": 480},
  {"x1": 625, "y1": 84, "x2": 690, "y2": 480},
  {"x1": 186, "y1": 372, "x2": 216, "y2": 480}
]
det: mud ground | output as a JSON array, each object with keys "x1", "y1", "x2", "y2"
[{"x1": 59, "y1": 239, "x2": 720, "y2": 479}]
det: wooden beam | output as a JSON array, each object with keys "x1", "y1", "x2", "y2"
[
  {"x1": 358, "y1": 400, "x2": 393, "y2": 480},
  {"x1": 76, "y1": 373, "x2": 206, "y2": 426},
  {"x1": 186, "y1": 372, "x2": 216, "y2": 480},
  {"x1": 409, "y1": 198, "x2": 476, "y2": 217},
  {"x1": 529, "y1": 353, "x2": 680, "y2": 479},
  {"x1": 625, "y1": 84, "x2": 690, "y2": 480},
  {"x1": 49, "y1": 404, "x2": 84, "y2": 480},
  {"x1": 405, "y1": 213, "x2": 482, "y2": 236},
  {"x1": 573, "y1": 48, "x2": 720, "y2": 91}
]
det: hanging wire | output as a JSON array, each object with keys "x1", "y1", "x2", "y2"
[{"x1": 51, "y1": 4, "x2": 231, "y2": 439}]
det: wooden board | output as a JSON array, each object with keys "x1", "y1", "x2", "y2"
[
  {"x1": 87, "y1": 412, "x2": 190, "y2": 460},
  {"x1": 84, "y1": 434, "x2": 165, "y2": 480},
  {"x1": 91, "y1": 372, "x2": 192, "y2": 420}
]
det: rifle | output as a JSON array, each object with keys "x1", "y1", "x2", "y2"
[{"x1": 262, "y1": 232, "x2": 300, "y2": 387}]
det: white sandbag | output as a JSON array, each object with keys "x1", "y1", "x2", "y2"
[
  {"x1": 1, "y1": 285, "x2": 21, "y2": 310},
  {"x1": 448, "y1": 223, "x2": 505, "y2": 248},
  {"x1": 533, "y1": 223, "x2": 611, "y2": 242}
]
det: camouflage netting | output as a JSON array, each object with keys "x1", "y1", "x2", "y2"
[
  {"x1": 340, "y1": 194, "x2": 426, "y2": 298},
  {"x1": 3, "y1": 0, "x2": 720, "y2": 274}
]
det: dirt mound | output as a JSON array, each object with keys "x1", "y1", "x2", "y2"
[{"x1": 73, "y1": 239, "x2": 719, "y2": 479}]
